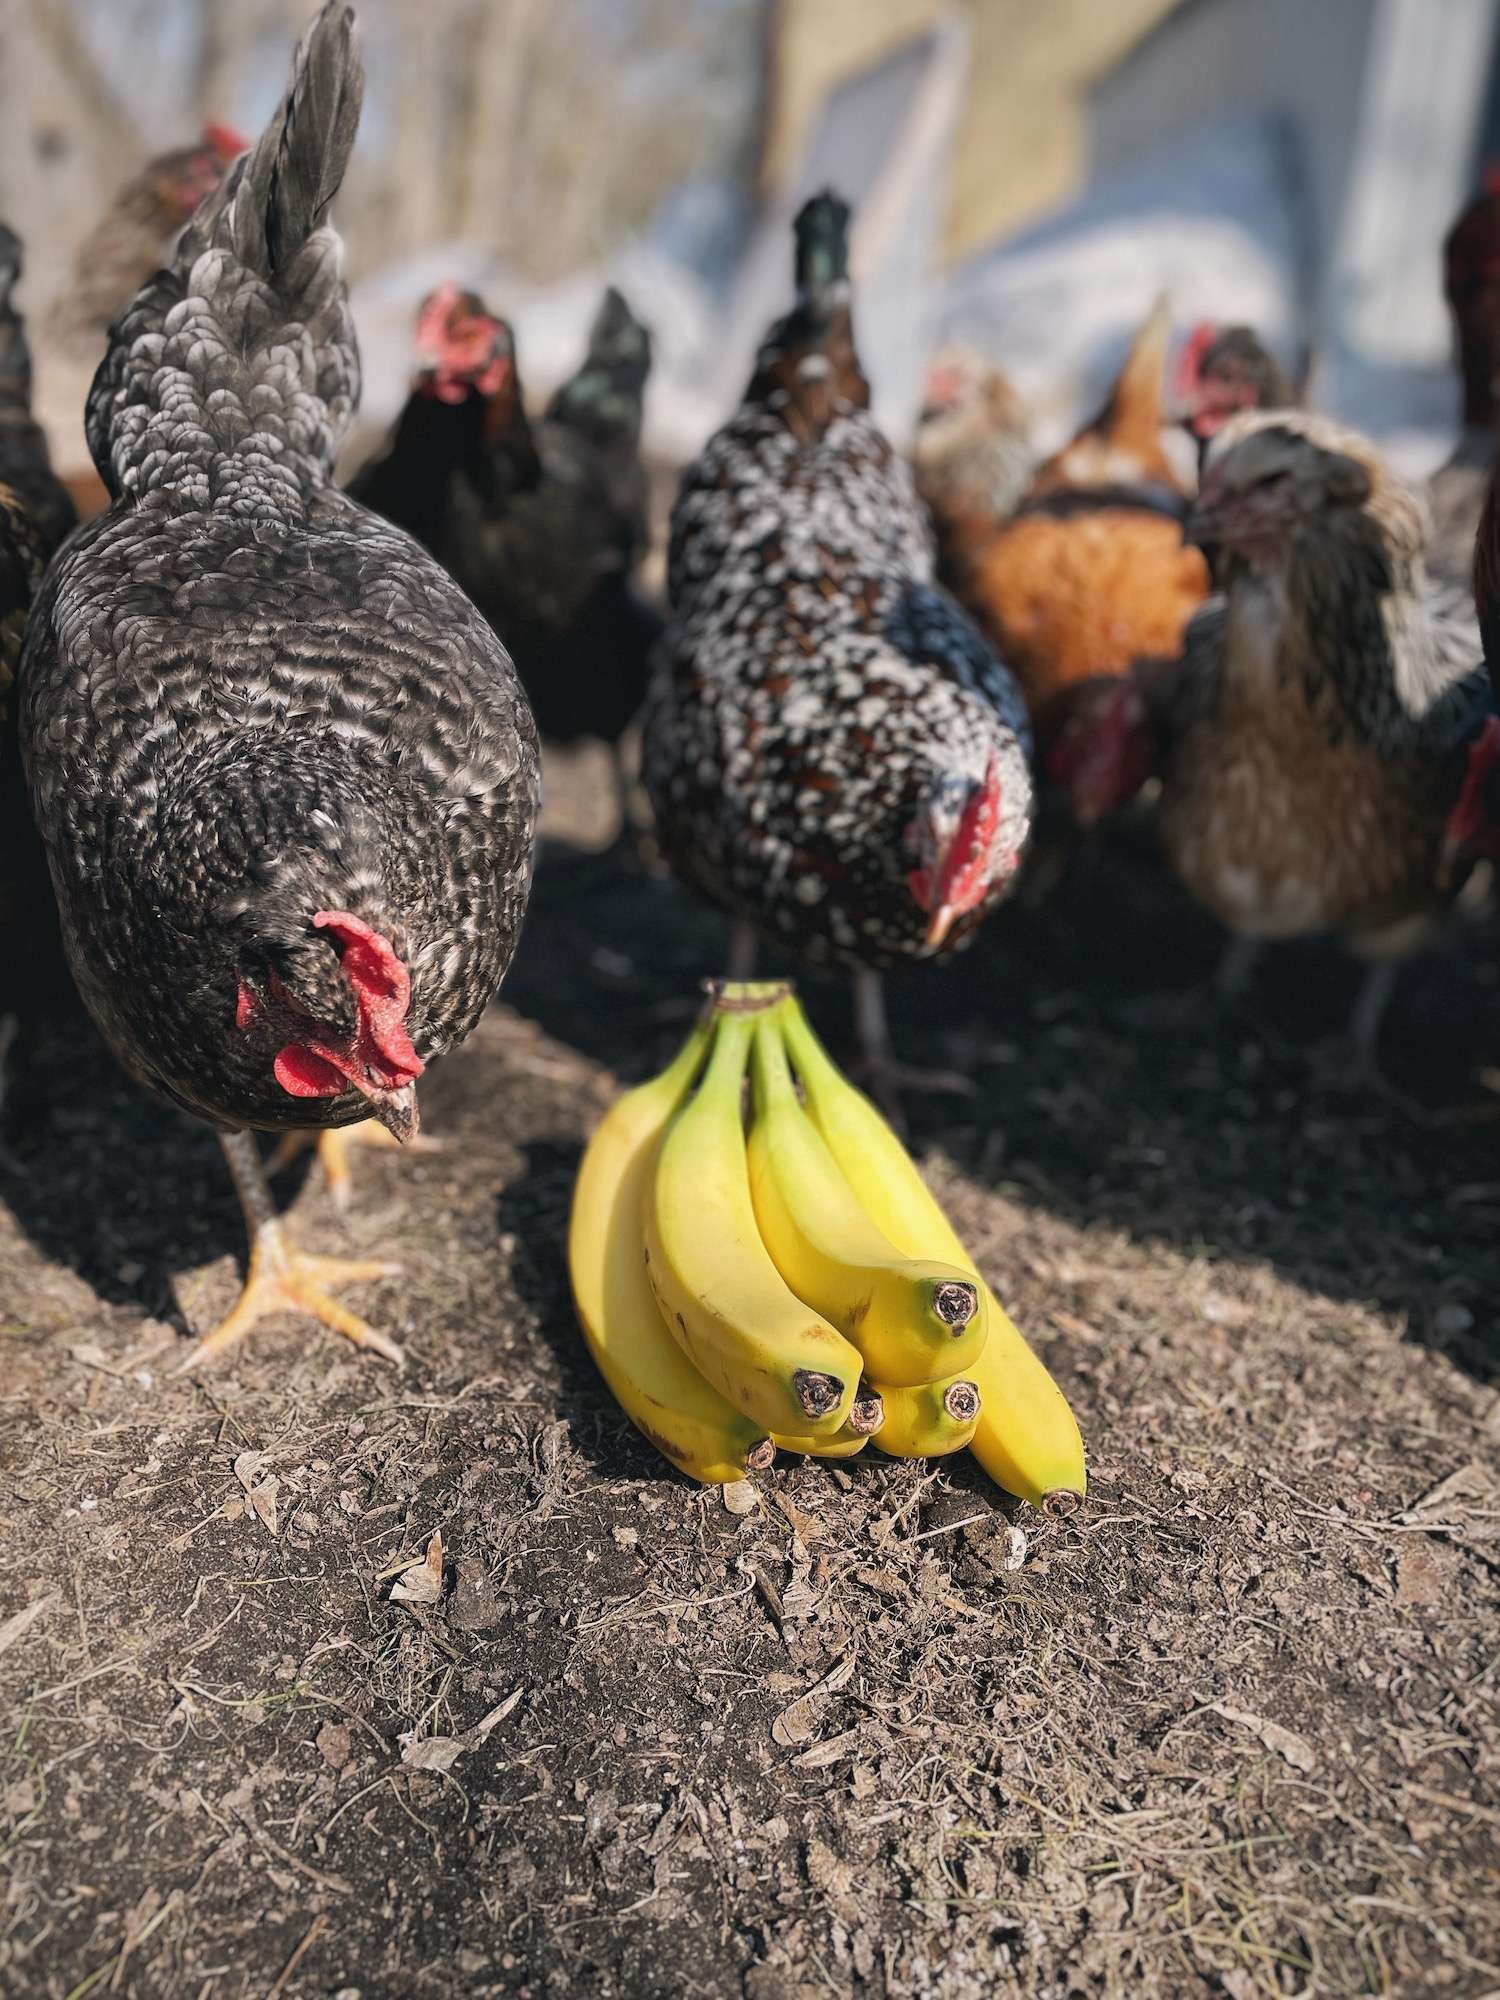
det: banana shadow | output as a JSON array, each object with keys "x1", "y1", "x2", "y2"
[{"x1": 495, "y1": 1132, "x2": 714, "y2": 1483}]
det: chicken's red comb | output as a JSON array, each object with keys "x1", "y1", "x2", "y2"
[
  {"x1": 1174, "y1": 322, "x2": 1218, "y2": 400},
  {"x1": 202, "y1": 122, "x2": 250, "y2": 160},
  {"x1": 1446, "y1": 715, "x2": 1500, "y2": 851},
  {"x1": 313, "y1": 911, "x2": 423, "y2": 1088}
]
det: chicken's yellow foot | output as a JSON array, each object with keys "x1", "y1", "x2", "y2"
[
  {"x1": 265, "y1": 1118, "x2": 442, "y2": 1211},
  {"x1": 174, "y1": 1130, "x2": 405, "y2": 1371}
]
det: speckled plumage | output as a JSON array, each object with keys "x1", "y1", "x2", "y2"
[
  {"x1": 643, "y1": 200, "x2": 1032, "y2": 974},
  {"x1": 18, "y1": 1, "x2": 538, "y2": 1137}
]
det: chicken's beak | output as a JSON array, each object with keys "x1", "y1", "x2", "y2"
[
  {"x1": 924, "y1": 904, "x2": 959, "y2": 951},
  {"x1": 368, "y1": 1083, "x2": 420, "y2": 1145}
]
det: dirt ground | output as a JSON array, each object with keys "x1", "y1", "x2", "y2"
[{"x1": 2, "y1": 745, "x2": 1498, "y2": 2000}]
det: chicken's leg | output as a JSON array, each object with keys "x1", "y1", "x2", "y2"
[
  {"x1": 174, "y1": 1130, "x2": 404, "y2": 1373},
  {"x1": 265, "y1": 1119, "x2": 442, "y2": 1212},
  {"x1": 728, "y1": 918, "x2": 758, "y2": 981},
  {"x1": 851, "y1": 970, "x2": 976, "y2": 1121}
]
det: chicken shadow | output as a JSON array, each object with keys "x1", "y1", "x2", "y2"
[
  {"x1": 508, "y1": 815, "x2": 1500, "y2": 1387},
  {"x1": 0, "y1": 1011, "x2": 256, "y2": 1330}
]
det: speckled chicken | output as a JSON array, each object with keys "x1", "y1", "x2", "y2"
[
  {"x1": 928, "y1": 298, "x2": 1210, "y2": 758},
  {"x1": 0, "y1": 225, "x2": 78, "y2": 1132},
  {"x1": 19, "y1": 2, "x2": 538, "y2": 1368},
  {"x1": 643, "y1": 191, "x2": 1033, "y2": 1097},
  {"x1": 1055, "y1": 411, "x2": 1492, "y2": 1063},
  {"x1": 351, "y1": 282, "x2": 659, "y2": 816}
]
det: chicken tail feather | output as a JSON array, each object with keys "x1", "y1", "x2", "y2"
[{"x1": 85, "y1": 1, "x2": 364, "y2": 511}]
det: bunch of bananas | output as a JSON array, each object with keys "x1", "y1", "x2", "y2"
[{"x1": 568, "y1": 983, "x2": 1085, "y2": 1514}]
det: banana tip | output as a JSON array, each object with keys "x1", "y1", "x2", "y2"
[
  {"x1": 745, "y1": 1437, "x2": 777, "y2": 1473},
  {"x1": 943, "y1": 1380, "x2": 980, "y2": 1423},
  {"x1": 792, "y1": 1368, "x2": 846, "y2": 1420},
  {"x1": 1041, "y1": 1487, "x2": 1084, "y2": 1520},
  {"x1": 933, "y1": 1280, "x2": 978, "y2": 1328},
  {"x1": 847, "y1": 1391, "x2": 885, "y2": 1436}
]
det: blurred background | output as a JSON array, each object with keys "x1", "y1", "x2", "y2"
[{"x1": 4, "y1": 0, "x2": 1499, "y2": 472}]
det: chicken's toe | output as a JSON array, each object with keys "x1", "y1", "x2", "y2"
[{"x1": 174, "y1": 1220, "x2": 404, "y2": 1372}]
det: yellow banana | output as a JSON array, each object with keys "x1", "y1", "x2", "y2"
[
  {"x1": 569, "y1": 1016, "x2": 776, "y2": 1484},
  {"x1": 780, "y1": 1000, "x2": 1085, "y2": 1515},
  {"x1": 871, "y1": 1373, "x2": 981, "y2": 1457},
  {"x1": 746, "y1": 1012, "x2": 987, "y2": 1385},
  {"x1": 772, "y1": 1415, "x2": 877, "y2": 1460},
  {"x1": 643, "y1": 1004, "x2": 862, "y2": 1435}
]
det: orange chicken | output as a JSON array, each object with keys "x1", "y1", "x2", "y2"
[{"x1": 925, "y1": 298, "x2": 1210, "y2": 755}]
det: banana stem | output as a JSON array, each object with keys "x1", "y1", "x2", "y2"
[
  {"x1": 708, "y1": 980, "x2": 794, "y2": 1015},
  {"x1": 655, "y1": 1015, "x2": 716, "y2": 1100},
  {"x1": 780, "y1": 996, "x2": 841, "y2": 1095},
  {"x1": 748, "y1": 1007, "x2": 798, "y2": 1117},
  {"x1": 699, "y1": 1008, "x2": 754, "y2": 1107}
]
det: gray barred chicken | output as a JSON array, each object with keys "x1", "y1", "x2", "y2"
[
  {"x1": 1054, "y1": 410, "x2": 1492, "y2": 1064},
  {"x1": 644, "y1": 192, "x2": 1033, "y2": 1099},
  {"x1": 19, "y1": 2, "x2": 538, "y2": 1368},
  {"x1": 0, "y1": 225, "x2": 78, "y2": 1133}
]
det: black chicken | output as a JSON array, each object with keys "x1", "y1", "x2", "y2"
[
  {"x1": 0, "y1": 225, "x2": 78, "y2": 1134},
  {"x1": 642, "y1": 192, "x2": 1033, "y2": 1101},
  {"x1": 19, "y1": 2, "x2": 539, "y2": 1369},
  {"x1": 351, "y1": 283, "x2": 659, "y2": 820}
]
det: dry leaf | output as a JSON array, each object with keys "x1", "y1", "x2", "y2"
[
  {"x1": 476, "y1": 1688, "x2": 524, "y2": 1735},
  {"x1": 721, "y1": 1481, "x2": 759, "y2": 1516},
  {"x1": 1212, "y1": 1702, "x2": 1317, "y2": 1773},
  {"x1": 771, "y1": 1700, "x2": 817, "y2": 1748},
  {"x1": 316, "y1": 1721, "x2": 352, "y2": 1769},
  {"x1": 793, "y1": 1728, "x2": 862, "y2": 1771},
  {"x1": 391, "y1": 1530, "x2": 445, "y2": 1606},
  {"x1": 248, "y1": 1476, "x2": 280, "y2": 1536},
  {"x1": 770, "y1": 1653, "x2": 857, "y2": 1747},
  {"x1": 233, "y1": 1450, "x2": 267, "y2": 1491},
  {"x1": 400, "y1": 1734, "x2": 464, "y2": 1773},
  {"x1": 1394, "y1": 1542, "x2": 1449, "y2": 1607}
]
